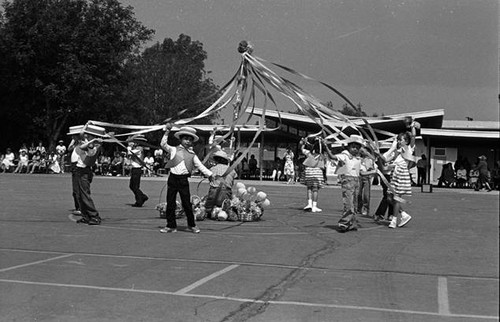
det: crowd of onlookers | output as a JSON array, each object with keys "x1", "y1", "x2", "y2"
[
  {"x1": 1, "y1": 142, "x2": 499, "y2": 191},
  {"x1": 436, "y1": 155, "x2": 499, "y2": 191},
  {"x1": 0, "y1": 142, "x2": 167, "y2": 177}
]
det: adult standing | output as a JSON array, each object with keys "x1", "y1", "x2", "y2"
[
  {"x1": 473, "y1": 155, "x2": 492, "y2": 191},
  {"x1": 55, "y1": 140, "x2": 67, "y2": 173},
  {"x1": 283, "y1": 146, "x2": 295, "y2": 184},
  {"x1": 127, "y1": 134, "x2": 149, "y2": 207},
  {"x1": 416, "y1": 154, "x2": 429, "y2": 186}
]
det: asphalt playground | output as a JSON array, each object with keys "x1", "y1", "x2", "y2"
[{"x1": 0, "y1": 173, "x2": 498, "y2": 322}]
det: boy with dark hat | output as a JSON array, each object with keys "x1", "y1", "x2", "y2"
[
  {"x1": 126, "y1": 134, "x2": 149, "y2": 207},
  {"x1": 160, "y1": 124, "x2": 214, "y2": 233}
]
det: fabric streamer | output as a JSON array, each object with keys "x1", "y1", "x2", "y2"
[{"x1": 78, "y1": 40, "x2": 407, "y2": 199}]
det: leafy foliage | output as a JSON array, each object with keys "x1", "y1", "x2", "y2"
[{"x1": 0, "y1": 0, "x2": 154, "y2": 150}]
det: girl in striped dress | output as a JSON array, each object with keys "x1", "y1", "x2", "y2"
[
  {"x1": 300, "y1": 137, "x2": 325, "y2": 213},
  {"x1": 383, "y1": 123, "x2": 417, "y2": 228}
]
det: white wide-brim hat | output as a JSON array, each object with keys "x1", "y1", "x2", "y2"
[
  {"x1": 174, "y1": 126, "x2": 199, "y2": 142},
  {"x1": 67, "y1": 125, "x2": 85, "y2": 136},
  {"x1": 83, "y1": 124, "x2": 107, "y2": 137},
  {"x1": 345, "y1": 134, "x2": 365, "y2": 146},
  {"x1": 213, "y1": 150, "x2": 230, "y2": 161}
]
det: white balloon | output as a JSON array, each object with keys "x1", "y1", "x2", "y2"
[
  {"x1": 217, "y1": 210, "x2": 228, "y2": 221},
  {"x1": 260, "y1": 199, "x2": 271, "y2": 208},
  {"x1": 256, "y1": 191, "x2": 267, "y2": 201},
  {"x1": 235, "y1": 182, "x2": 246, "y2": 190}
]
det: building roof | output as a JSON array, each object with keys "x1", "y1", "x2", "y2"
[
  {"x1": 421, "y1": 128, "x2": 500, "y2": 139},
  {"x1": 441, "y1": 120, "x2": 500, "y2": 131}
]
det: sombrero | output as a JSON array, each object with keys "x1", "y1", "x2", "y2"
[
  {"x1": 345, "y1": 134, "x2": 365, "y2": 146},
  {"x1": 213, "y1": 150, "x2": 230, "y2": 161}
]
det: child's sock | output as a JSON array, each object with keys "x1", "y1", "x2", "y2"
[{"x1": 311, "y1": 201, "x2": 322, "y2": 212}]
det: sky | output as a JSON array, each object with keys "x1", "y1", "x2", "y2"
[{"x1": 119, "y1": 0, "x2": 499, "y2": 121}]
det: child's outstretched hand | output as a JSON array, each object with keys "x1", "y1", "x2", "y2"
[{"x1": 164, "y1": 123, "x2": 173, "y2": 132}]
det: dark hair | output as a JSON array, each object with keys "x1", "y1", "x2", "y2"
[
  {"x1": 213, "y1": 156, "x2": 229, "y2": 165},
  {"x1": 398, "y1": 131, "x2": 412, "y2": 144}
]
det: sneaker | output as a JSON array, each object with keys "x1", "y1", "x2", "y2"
[
  {"x1": 76, "y1": 217, "x2": 89, "y2": 224},
  {"x1": 388, "y1": 215, "x2": 394, "y2": 221},
  {"x1": 398, "y1": 211, "x2": 412, "y2": 227},
  {"x1": 388, "y1": 217, "x2": 397, "y2": 228},
  {"x1": 160, "y1": 227, "x2": 177, "y2": 233},
  {"x1": 303, "y1": 204, "x2": 312, "y2": 210},
  {"x1": 338, "y1": 223, "x2": 348, "y2": 232},
  {"x1": 188, "y1": 226, "x2": 200, "y2": 234},
  {"x1": 311, "y1": 206, "x2": 322, "y2": 213},
  {"x1": 72, "y1": 210, "x2": 82, "y2": 216},
  {"x1": 88, "y1": 217, "x2": 101, "y2": 225}
]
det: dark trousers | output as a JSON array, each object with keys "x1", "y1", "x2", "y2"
[
  {"x1": 375, "y1": 173, "x2": 394, "y2": 219},
  {"x1": 129, "y1": 168, "x2": 147, "y2": 204},
  {"x1": 165, "y1": 174, "x2": 195, "y2": 229},
  {"x1": 75, "y1": 167, "x2": 100, "y2": 221},
  {"x1": 417, "y1": 167, "x2": 426, "y2": 185},
  {"x1": 71, "y1": 163, "x2": 80, "y2": 211},
  {"x1": 357, "y1": 175, "x2": 372, "y2": 216}
]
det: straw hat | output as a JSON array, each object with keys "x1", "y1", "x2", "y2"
[
  {"x1": 345, "y1": 134, "x2": 365, "y2": 146},
  {"x1": 67, "y1": 125, "x2": 84, "y2": 136},
  {"x1": 126, "y1": 134, "x2": 147, "y2": 143},
  {"x1": 213, "y1": 150, "x2": 230, "y2": 161},
  {"x1": 174, "y1": 126, "x2": 199, "y2": 142},
  {"x1": 83, "y1": 124, "x2": 106, "y2": 137}
]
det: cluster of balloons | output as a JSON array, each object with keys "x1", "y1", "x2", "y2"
[{"x1": 235, "y1": 182, "x2": 271, "y2": 207}]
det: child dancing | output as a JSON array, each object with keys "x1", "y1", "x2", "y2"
[
  {"x1": 382, "y1": 121, "x2": 418, "y2": 228},
  {"x1": 299, "y1": 137, "x2": 325, "y2": 213},
  {"x1": 325, "y1": 134, "x2": 365, "y2": 232}
]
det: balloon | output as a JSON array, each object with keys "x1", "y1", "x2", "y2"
[
  {"x1": 211, "y1": 207, "x2": 221, "y2": 217},
  {"x1": 217, "y1": 210, "x2": 228, "y2": 221},
  {"x1": 237, "y1": 188, "x2": 247, "y2": 197},
  {"x1": 235, "y1": 182, "x2": 246, "y2": 190},
  {"x1": 247, "y1": 186, "x2": 257, "y2": 194},
  {"x1": 260, "y1": 199, "x2": 271, "y2": 208},
  {"x1": 256, "y1": 191, "x2": 267, "y2": 201}
]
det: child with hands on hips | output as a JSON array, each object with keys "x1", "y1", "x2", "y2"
[{"x1": 160, "y1": 123, "x2": 214, "y2": 234}]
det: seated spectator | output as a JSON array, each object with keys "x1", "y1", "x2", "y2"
[
  {"x1": 19, "y1": 143, "x2": 28, "y2": 154},
  {"x1": 38, "y1": 152, "x2": 49, "y2": 173},
  {"x1": 28, "y1": 142, "x2": 36, "y2": 159},
  {"x1": 122, "y1": 154, "x2": 132, "y2": 176},
  {"x1": 28, "y1": 150, "x2": 42, "y2": 173},
  {"x1": 35, "y1": 141, "x2": 46, "y2": 155},
  {"x1": 48, "y1": 151, "x2": 61, "y2": 173},
  {"x1": 271, "y1": 157, "x2": 283, "y2": 181},
  {"x1": 437, "y1": 163, "x2": 456, "y2": 187},
  {"x1": 110, "y1": 151, "x2": 123, "y2": 176},
  {"x1": 14, "y1": 150, "x2": 29, "y2": 173},
  {"x1": 469, "y1": 166, "x2": 479, "y2": 190},
  {"x1": 1, "y1": 148, "x2": 16, "y2": 173},
  {"x1": 100, "y1": 153, "x2": 111, "y2": 175},
  {"x1": 455, "y1": 165, "x2": 468, "y2": 188}
]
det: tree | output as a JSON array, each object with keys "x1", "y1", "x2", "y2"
[
  {"x1": 0, "y1": 0, "x2": 154, "y2": 151},
  {"x1": 122, "y1": 34, "x2": 219, "y2": 126}
]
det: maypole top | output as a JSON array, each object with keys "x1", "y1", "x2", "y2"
[{"x1": 238, "y1": 40, "x2": 253, "y2": 54}]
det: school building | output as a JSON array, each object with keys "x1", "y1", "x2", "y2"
[{"x1": 185, "y1": 108, "x2": 500, "y2": 184}]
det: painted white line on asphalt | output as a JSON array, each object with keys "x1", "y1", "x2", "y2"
[
  {"x1": 0, "y1": 254, "x2": 73, "y2": 273},
  {"x1": 0, "y1": 278, "x2": 497, "y2": 320},
  {"x1": 438, "y1": 276, "x2": 451, "y2": 315},
  {"x1": 174, "y1": 264, "x2": 239, "y2": 295}
]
